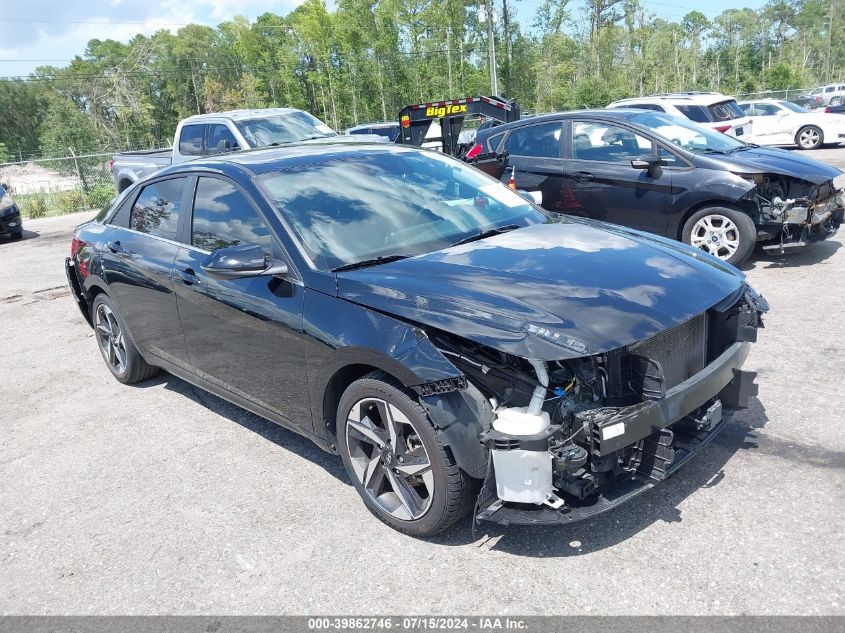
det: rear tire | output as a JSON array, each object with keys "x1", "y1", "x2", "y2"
[
  {"x1": 796, "y1": 125, "x2": 823, "y2": 150},
  {"x1": 337, "y1": 371, "x2": 477, "y2": 537},
  {"x1": 830, "y1": 97, "x2": 843, "y2": 107},
  {"x1": 91, "y1": 294, "x2": 159, "y2": 384},
  {"x1": 682, "y1": 206, "x2": 756, "y2": 266}
]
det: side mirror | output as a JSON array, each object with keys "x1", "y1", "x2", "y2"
[
  {"x1": 631, "y1": 154, "x2": 660, "y2": 170},
  {"x1": 216, "y1": 139, "x2": 239, "y2": 153},
  {"x1": 631, "y1": 154, "x2": 664, "y2": 178},
  {"x1": 201, "y1": 243, "x2": 288, "y2": 279}
]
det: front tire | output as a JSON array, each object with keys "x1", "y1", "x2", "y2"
[
  {"x1": 682, "y1": 206, "x2": 756, "y2": 266},
  {"x1": 337, "y1": 371, "x2": 476, "y2": 536},
  {"x1": 10, "y1": 230, "x2": 22, "y2": 240},
  {"x1": 796, "y1": 125, "x2": 823, "y2": 150},
  {"x1": 92, "y1": 294, "x2": 159, "y2": 384}
]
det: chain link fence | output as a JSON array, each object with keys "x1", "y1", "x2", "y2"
[
  {"x1": 0, "y1": 151, "x2": 118, "y2": 219},
  {"x1": 733, "y1": 87, "x2": 817, "y2": 104}
]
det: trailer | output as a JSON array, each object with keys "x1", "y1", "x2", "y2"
[{"x1": 397, "y1": 96, "x2": 520, "y2": 156}]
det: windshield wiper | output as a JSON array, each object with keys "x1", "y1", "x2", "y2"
[
  {"x1": 450, "y1": 224, "x2": 521, "y2": 247},
  {"x1": 331, "y1": 254, "x2": 409, "y2": 272}
]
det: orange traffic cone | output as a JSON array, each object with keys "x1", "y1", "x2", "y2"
[{"x1": 507, "y1": 166, "x2": 517, "y2": 190}]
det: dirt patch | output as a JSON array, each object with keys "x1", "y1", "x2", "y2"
[{"x1": 0, "y1": 163, "x2": 80, "y2": 195}]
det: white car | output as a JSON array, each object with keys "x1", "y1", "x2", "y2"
[
  {"x1": 739, "y1": 99, "x2": 845, "y2": 150},
  {"x1": 606, "y1": 92, "x2": 753, "y2": 138}
]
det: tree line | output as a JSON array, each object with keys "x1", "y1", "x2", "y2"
[{"x1": 0, "y1": 0, "x2": 842, "y2": 161}]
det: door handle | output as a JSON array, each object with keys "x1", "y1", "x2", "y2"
[
  {"x1": 176, "y1": 268, "x2": 201, "y2": 286},
  {"x1": 106, "y1": 240, "x2": 126, "y2": 254},
  {"x1": 572, "y1": 171, "x2": 595, "y2": 182}
]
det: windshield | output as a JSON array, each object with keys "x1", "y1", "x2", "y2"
[
  {"x1": 629, "y1": 112, "x2": 746, "y2": 154},
  {"x1": 257, "y1": 149, "x2": 545, "y2": 271},
  {"x1": 235, "y1": 111, "x2": 337, "y2": 147},
  {"x1": 780, "y1": 101, "x2": 808, "y2": 113}
]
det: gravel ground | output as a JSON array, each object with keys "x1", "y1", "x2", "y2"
[{"x1": 1, "y1": 150, "x2": 844, "y2": 616}]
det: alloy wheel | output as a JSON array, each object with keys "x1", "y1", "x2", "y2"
[
  {"x1": 345, "y1": 398, "x2": 434, "y2": 521},
  {"x1": 95, "y1": 303, "x2": 127, "y2": 375},
  {"x1": 798, "y1": 127, "x2": 821, "y2": 149},
  {"x1": 690, "y1": 214, "x2": 740, "y2": 260}
]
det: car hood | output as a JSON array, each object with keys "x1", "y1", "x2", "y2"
[
  {"x1": 709, "y1": 146, "x2": 842, "y2": 184},
  {"x1": 337, "y1": 218, "x2": 747, "y2": 360}
]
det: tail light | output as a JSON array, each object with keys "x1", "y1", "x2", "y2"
[
  {"x1": 70, "y1": 236, "x2": 89, "y2": 277},
  {"x1": 825, "y1": 107, "x2": 832, "y2": 113},
  {"x1": 108, "y1": 159, "x2": 115, "y2": 171},
  {"x1": 714, "y1": 125, "x2": 731, "y2": 134},
  {"x1": 465, "y1": 143, "x2": 483, "y2": 159}
]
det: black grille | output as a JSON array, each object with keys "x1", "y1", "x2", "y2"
[{"x1": 629, "y1": 313, "x2": 707, "y2": 391}]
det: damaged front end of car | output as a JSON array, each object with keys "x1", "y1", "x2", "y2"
[
  {"x1": 744, "y1": 173, "x2": 844, "y2": 252},
  {"x1": 421, "y1": 284, "x2": 769, "y2": 527}
]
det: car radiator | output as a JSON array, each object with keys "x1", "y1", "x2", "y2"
[{"x1": 628, "y1": 312, "x2": 708, "y2": 392}]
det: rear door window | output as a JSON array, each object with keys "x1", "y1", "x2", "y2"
[
  {"x1": 191, "y1": 177, "x2": 272, "y2": 255},
  {"x1": 130, "y1": 178, "x2": 186, "y2": 241},
  {"x1": 503, "y1": 122, "x2": 563, "y2": 157},
  {"x1": 179, "y1": 125, "x2": 206, "y2": 156}
]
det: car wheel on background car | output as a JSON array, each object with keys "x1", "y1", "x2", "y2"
[
  {"x1": 91, "y1": 294, "x2": 159, "y2": 384},
  {"x1": 337, "y1": 371, "x2": 477, "y2": 537},
  {"x1": 830, "y1": 97, "x2": 843, "y2": 106},
  {"x1": 795, "y1": 125, "x2": 823, "y2": 150},
  {"x1": 682, "y1": 206, "x2": 756, "y2": 266}
]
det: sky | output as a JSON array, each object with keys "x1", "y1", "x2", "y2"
[{"x1": 0, "y1": 0, "x2": 768, "y2": 78}]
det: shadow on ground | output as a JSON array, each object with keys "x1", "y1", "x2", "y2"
[
  {"x1": 139, "y1": 372, "x2": 349, "y2": 484},
  {"x1": 131, "y1": 367, "x2": 780, "y2": 557},
  {"x1": 429, "y1": 398, "x2": 772, "y2": 555},
  {"x1": 0, "y1": 229, "x2": 39, "y2": 243},
  {"x1": 740, "y1": 238, "x2": 841, "y2": 272}
]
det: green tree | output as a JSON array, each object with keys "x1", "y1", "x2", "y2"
[{"x1": 39, "y1": 98, "x2": 99, "y2": 157}]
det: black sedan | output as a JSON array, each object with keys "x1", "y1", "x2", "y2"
[
  {"x1": 0, "y1": 183, "x2": 23, "y2": 240},
  {"x1": 66, "y1": 144, "x2": 766, "y2": 536},
  {"x1": 469, "y1": 109, "x2": 844, "y2": 265}
]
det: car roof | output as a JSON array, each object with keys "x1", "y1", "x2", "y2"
[
  {"x1": 348, "y1": 121, "x2": 400, "y2": 129},
  {"x1": 181, "y1": 107, "x2": 304, "y2": 123},
  {"x1": 475, "y1": 109, "x2": 646, "y2": 136},
  {"x1": 158, "y1": 142, "x2": 423, "y2": 177},
  {"x1": 609, "y1": 92, "x2": 734, "y2": 106}
]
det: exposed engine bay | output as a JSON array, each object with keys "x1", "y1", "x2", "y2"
[
  {"x1": 428, "y1": 285, "x2": 769, "y2": 526},
  {"x1": 750, "y1": 174, "x2": 844, "y2": 251}
]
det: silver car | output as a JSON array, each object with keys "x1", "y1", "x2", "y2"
[{"x1": 808, "y1": 83, "x2": 845, "y2": 106}]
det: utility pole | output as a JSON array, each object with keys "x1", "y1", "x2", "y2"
[
  {"x1": 482, "y1": 0, "x2": 498, "y2": 96},
  {"x1": 827, "y1": 2, "x2": 834, "y2": 83}
]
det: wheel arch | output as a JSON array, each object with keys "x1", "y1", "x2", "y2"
[
  {"x1": 675, "y1": 199, "x2": 758, "y2": 241},
  {"x1": 324, "y1": 359, "x2": 491, "y2": 479}
]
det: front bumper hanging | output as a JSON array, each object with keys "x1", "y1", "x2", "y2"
[{"x1": 475, "y1": 342, "x2": 758, "y2": 527}]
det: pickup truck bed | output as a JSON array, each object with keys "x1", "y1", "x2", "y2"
[{"x1": 111, "y1": 149, "x2": 172, "y2": 192}]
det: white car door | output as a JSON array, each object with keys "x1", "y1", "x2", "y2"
[{"x1": 746, "y1": 103, "x2": 789, "y2": 144}]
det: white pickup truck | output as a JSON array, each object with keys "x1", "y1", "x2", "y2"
[{"x1": 111, "y1": 108, "x2": 381, "y2": 192}]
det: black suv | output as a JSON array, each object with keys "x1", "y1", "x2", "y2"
[{"x1": 470, "y1": 109, "x2": 843, "y2": 265}]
